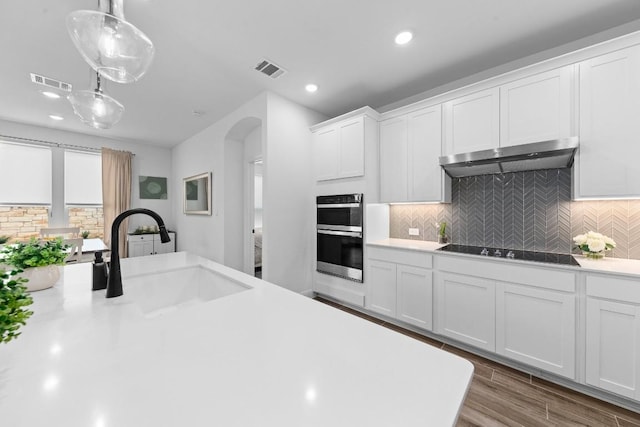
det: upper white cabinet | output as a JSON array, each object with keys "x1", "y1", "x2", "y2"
[
  {"x1": 500, "y1": 66, "x2": 574, "y2": 147},
  {"x1": 379, "y1": 117, "x2": 408, "y2": 202},
  {"x1": 444, "y1": 87, "x2": 500, "y2": 155},
  {"x1": 312, "y1": 108, "x2": 379, "y2": 182},
  {"x1": 576, "y1": 44, "x2": 640, "y2": 199},
  {"x1": 313, "y1": 117, "x2": 364, "y2": 181},
  {"x1": 379, "y1": 105, "x2": 449, "y2": 203},
  {"x1": 586, "y1": 274, "x2": 640, "y2": 400}
]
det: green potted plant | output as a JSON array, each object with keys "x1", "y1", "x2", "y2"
[
  {"x1": 81, "y1": 230, "x2": 90, "y2": 239},
  {"x1": 1, "y1": 238, "x2": 69, "y2": 292},
  {"x1": 437, "y1": 222, "x2": 448, "y2": 244},
  {"x1": 0, "y1": 268, "x2": 33, "y2": 343}
]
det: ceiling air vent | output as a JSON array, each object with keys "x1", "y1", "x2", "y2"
[
  {"x1": 254, "y1": 58, "x2": 287, "y2": 79},
  {"x1": 30, "y1": 73, "x2": 72, "y2": 92}
]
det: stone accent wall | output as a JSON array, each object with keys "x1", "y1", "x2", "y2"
[
  {"x1": 68, "y1": 207, "x2": 104, "y2": 239},
  {"x1": 0, "y1": 206, "x2": 49, "y2": 241},
  {"x1": 389, "y1": 168, "x2": 640, "y2": 260}
]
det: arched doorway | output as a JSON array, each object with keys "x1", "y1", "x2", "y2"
[{"x1": 223, "y1": 117, "x2": 263, "y2": 276}]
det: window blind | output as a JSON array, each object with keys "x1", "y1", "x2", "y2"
[
  {"x1": 64, "y1": 150, "x2": 102, "y2": 205},
  {"x1": 0, "y1": 142, "x2": 52, "y2": 205}
]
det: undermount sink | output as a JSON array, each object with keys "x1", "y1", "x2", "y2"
[{"x1": 124, "y1": 265, "x2": 251, "y2": 318}]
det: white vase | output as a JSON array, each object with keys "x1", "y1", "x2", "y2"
[{"x1": 18, "y1": 265, "x2": 61, "y2": 292}]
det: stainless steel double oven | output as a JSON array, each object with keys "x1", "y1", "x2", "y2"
[{"x1": 316, "y1": 193, "x2": 363, "y2": 282}]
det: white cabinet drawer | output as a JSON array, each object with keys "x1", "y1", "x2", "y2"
[
  {"x1": 368, "y1": 246, "x2": 432, "y2": 268},
  {"x1": 437, "y1": 255, "x2": 575, "y2": 292},
  {"x1": 586, "y1": 274, "x2": 640, "y2": 304}
]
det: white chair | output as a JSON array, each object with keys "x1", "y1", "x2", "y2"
[
  {"x1": 40, "y1": 227, "x2": 80, "y2": 239},
  {"x1": 64, "y1": 238, "x2": 83, "y2": 263}
]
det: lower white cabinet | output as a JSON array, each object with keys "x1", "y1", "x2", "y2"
[
  {"x1": 436, "y1": 255, "x2": 576, "y2": 378},
  {"x1": 127, "y1": 232, "x2": 176, "y2": 257},
  {"x1": 496, "y1": 282, "x2": 575, "y2": 378},
  {"x1": 586, "y1": 274, "x2": 640, "y2": 400},
  {"x1": 367, "y1": 247, "x2": 433, "y2": 330},
  {"x1": 368, "y1": 260, "x2": 397, "y2": 317},
  {"x1": 436, "y1": 272, "x2": 495, "y2": 352},
  {"x1": 397, "y1": 265, "x2": 433, "y2": 330}
]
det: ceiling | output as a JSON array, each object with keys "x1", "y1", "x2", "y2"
[{"x1": 3, "y1": 1, "x2": 640, "y2": 148}]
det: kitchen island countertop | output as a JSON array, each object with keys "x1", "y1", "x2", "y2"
[{"x1": 0, "y1": 252, "x2": 473, "y2": 426}]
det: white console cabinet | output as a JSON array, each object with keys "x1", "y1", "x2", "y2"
[{"x1": 127, "y1": 232, "x2": 176, "y2": 257}]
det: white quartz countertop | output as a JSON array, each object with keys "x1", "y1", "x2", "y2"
[
  {"x1": 367, "y1": 238, "x2": 640, "y2": 278},
  {"x1": 368, "y1": 238, "x2": 447, "y2": 252},
  {"x1": 0, "y1": 252, "x2": 473, "y2": 427}
]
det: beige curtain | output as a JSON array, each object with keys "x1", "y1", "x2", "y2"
[{"x1": 102, "y1": 148, "x2": 132, "y2": 257}]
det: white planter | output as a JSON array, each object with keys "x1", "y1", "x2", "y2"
[{"x1": 18, "y1": 265, "x2": 61, "y2": 292}]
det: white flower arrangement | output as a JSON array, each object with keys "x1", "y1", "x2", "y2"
[{"x1": 573, "y1": 231, "x2": 616, "y2": 259}]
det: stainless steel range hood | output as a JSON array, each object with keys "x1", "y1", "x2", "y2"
[{"x1": 439, "y1": 137, "x2": 579, "y2": 178}]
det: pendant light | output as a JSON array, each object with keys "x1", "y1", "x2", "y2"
[
  {"x1": 68, "y1": 71, "x2": 124, "y2": 129},
  {"x1": 66, "y1": 0, "x2": 154, "y2": 84}
]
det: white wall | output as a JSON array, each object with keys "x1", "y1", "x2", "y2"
[
  {"x1": 0, "y1": 119, "x2": 173, "y2": 232},
  {"x1": 171, "y1": 92, "x2": 326, "y2": 293},
  {"x1": 263, "y1": 93, "x2": 326, "y2": 294},
  {"x1": 171, "y1": 93, "x2": 267, "y2": 262},
  {"x1": 223, "y1": 137, "x2": 244, "y2": 271}
]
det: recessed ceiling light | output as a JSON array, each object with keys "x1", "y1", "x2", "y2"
[
  {"x1": 49, "y1": 115, "x2": 64, "y2": 121},
  {"x1": 305, "y1": 84, "x2": 318, "y2": 93},
  {"x1": 41, "y1": 91, "x2": 61, "y2": 99},
  {"x1": 395, "y1": 31, "x2": 413, "y2": 45}
]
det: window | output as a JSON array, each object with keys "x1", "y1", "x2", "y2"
[
  {"x1": 0, "y1": 142, "x2": 52, "y2": 205},
  {"x1": 64, "y1": 150, "x2": 102, "y2": 205},
  {"x1": 64, "y1": 151, "x2": 104, "y2": 239},
  {"x1": 0, "y1": 142, "x2": 51, "y2": 240},
  {"x1": 0, "y1": 142, "x2": 105, "y2": 241}
]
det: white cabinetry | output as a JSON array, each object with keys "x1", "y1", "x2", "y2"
[
  {"x1": 368, "y1": 259, "x2": 397, "y2": 317},
  {"x1": 586, "y1": 274, "x2": 640, "y2": 400},
  {"x1": 379, "y1": 117, "x2": 407, "y2": 202},
  {"x1": 500, "y1": 66, "x2": 574, "y2": 147},
  {"x1": 379, "y1": 106, "x2": 448, "y2": 203},
  {"x1": 367, "y1": 246, "x2": 433, "y2": 330},
  {"x1": 127, "y1": 232, "x2": 176, "y2": 257},
  {"x1": 436, "y1": 255, "x2": 576, "y2": 378},
  {"x1": 496, "y1": 281, "x2": 575, "y2": 377},
  {"x1": 576, "y1": 44, "x2": 640, "y2": 198},
  {"x1": 312, "y1": 108, "x2": 378, "y2": 181},
  {"x1": 444, "y1": 87, "x2": 500, "y2": 155},
  {"x1": 436, "y1": 271, "x2": 495, "y2": 351}
]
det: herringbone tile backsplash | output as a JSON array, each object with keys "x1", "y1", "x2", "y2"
[{"x1": 389, "y1": 168, "x2": 640, "y2": 260}]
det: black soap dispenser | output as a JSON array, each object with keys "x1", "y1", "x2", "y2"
[{"x1": 92, "y1": 251, "x2": 108, "y2": 291}]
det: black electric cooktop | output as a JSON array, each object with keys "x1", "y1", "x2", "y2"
[{"x1": 437, "y1": 244, "x2": 580, "y2": 266}]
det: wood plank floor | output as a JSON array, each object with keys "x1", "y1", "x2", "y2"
[{"x1": 315, "y1": 297, "x2": 640, "y2": 427}]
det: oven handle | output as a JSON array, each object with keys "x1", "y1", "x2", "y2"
[
  {"x1": 317, "y1": 203, "x2": 362, "y2": 208},
  {"x1": 317, "y1": 229, "x2": 363, "y2": 238}
]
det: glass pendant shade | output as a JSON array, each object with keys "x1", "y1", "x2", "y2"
[
  {"x1": 66, "y1": 2, "x2": 154, "y2": 84},
  {"x1": 68, "y1": 74, "x2": 124, "y2": 129}
]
